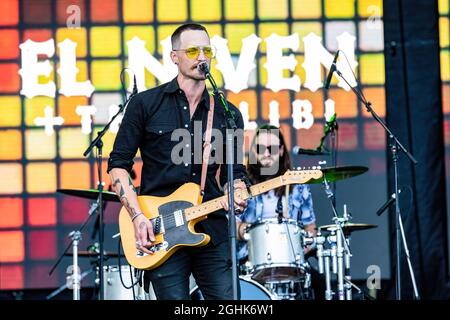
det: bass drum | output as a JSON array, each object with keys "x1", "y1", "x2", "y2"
[{"x1": 190, "y1": 276, "x2": 275, "y2": 300}]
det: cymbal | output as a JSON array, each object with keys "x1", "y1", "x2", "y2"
[
  {"x1": 308, "y1": 166, "x2": 368, "y2": 184},
  {"x1": 319, "y1": 222, "x2": 377, "y2": 233},
  {"x1": 294, "y1": 147, "x2": 330, "y2": 156},
  {"x1": 57, "y1": 188, "x2": 120, "y2": 202},
  {"x1": 64, "y1": 250, "x2": 124, "y2": 258}
]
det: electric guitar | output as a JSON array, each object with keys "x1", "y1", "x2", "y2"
[{"x1": 119, "y1": 169, "x2": 323, "y2": 270}]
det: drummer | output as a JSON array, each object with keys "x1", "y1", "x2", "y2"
[{"x1": 236, "y1": 124, "x2": 317, "y2": 261}]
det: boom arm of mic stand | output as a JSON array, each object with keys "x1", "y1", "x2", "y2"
[
  {"x1": 204, "y1": 72, "x2": 237, "y2": 129},
  {"x1": 334, "y1": 69, "x2": 417, "y2": 165},
  {"x1": 83, "y1": 93, "x2": 134, "y2": 157}
]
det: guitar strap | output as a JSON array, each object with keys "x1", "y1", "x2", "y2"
[{"x1": 200, "y1": 95, "x2": 215, "y2": 196}]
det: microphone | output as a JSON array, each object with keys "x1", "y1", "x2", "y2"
[
  {"x1": 324, "y1": 51, "x2": 339, "y2": 89},
  {"x1": 324, "y1": 113, "x2": 337, "y2": 133},
  {"x1": 198, "y1": 62, "x2": 210, "y2": 75},
  {"x1": 376, "y1": 188, "x2": 404, "y2": 216}
]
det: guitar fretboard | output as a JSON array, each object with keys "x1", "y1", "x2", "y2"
[{"x1": 184, "y1": 175, "x2": 289, "y2": 221}]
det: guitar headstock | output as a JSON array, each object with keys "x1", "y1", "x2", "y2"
[{"x1": 282, "y1": 167, "x2": 323, "y2": 184}]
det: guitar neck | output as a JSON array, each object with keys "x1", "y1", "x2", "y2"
[{"x1": 184, "y1": 176, "x2": 286, "y2": 222}]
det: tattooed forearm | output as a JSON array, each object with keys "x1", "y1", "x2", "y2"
[
  {"x1": 121, "y1": 196, "x2": 141, "y2": 219},
  {"x1": 110, "y1": 171, "x2": 141, "y2": 219},
  {"x1": 112, "y1": 178, "x2": 125, "y2": 198},
  {"x1": 128, "y1": 176, "x2": 138, "y2": 194}
]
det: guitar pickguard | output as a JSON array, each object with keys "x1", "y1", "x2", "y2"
[{"x1": 157, "y1": 200, "x2": 207, "y2": 251}]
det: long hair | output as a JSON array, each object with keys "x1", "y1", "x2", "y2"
[{"x1": 247, "y1": 124, "x2": 292, "y2": 197}]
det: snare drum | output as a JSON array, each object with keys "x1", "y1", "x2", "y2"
[{"x1": 246, "y1": 219, "x2": 306, "y2": 282}]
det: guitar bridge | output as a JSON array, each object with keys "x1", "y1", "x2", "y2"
[{"x1": 136, "y1": 241, "x2": 168, "y2": 257}]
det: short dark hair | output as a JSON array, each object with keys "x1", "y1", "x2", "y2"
[{"x1": 171, "y1": 23, "x2": 209, "y2": 49}]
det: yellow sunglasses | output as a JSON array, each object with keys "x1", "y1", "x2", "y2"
[{"x1": 173, "y1": 45, "x2": 216, "y2": 59}]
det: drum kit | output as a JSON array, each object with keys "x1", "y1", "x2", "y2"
[{"x1": 51, "y1": 165, "x2": 376, "y2": 300}]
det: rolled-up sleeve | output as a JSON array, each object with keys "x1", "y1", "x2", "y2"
[{"x1": 107, "y1": 94, "x2": 145, "y2": 174}]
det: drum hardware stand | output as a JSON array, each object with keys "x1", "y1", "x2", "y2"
[
  {"x1": 323, "y1": 249, "x2": 333, "y2": 300},
  {"x1": 46, "y1": 269, "x2": 94, "y2": 300},
  {"x1": 70, "y1": 231, "x2": 81, "y2": 300},
  {"x1": 48, "y1": 200, "x2": 100, "y2": 300},
  {"x1": 321, "y1": 176, "x2": 353, "y2": 300}
]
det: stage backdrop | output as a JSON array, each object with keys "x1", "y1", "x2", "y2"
[
  {"x1": 440, "y1": 0, "x2": 450, "y2": 276},
  {"x1": 0, "y1": 0, "x2": 391, "y2": 291}
]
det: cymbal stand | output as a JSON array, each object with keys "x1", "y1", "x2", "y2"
[
  {"x1": 46, "y1": 269, "x2": 93, "y2": 300},
  {"x1": 70, "y1": 231, "x2": 82, "y2": 300},
  {"x1": 341, "y1": 206, "x2": 353, "y2": 300},
  {"x1": 323, "y1": 249, "x2": 333, "y2": 300},
  {"x1": 49, "y1": 200, "x2": 99, "y2": 283}
]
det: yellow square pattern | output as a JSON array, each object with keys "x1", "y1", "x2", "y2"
[
  {"x1": 439, "y1": 17, "x2": 449, "y2": 48},
  {"x1": 225, "y1": 0, "x2": 255, "y2": 20},
  {"x1": 123, "y1": 0, "x2": 154, "y2": 23},
  {"x1": 224, "y1": 24, "x2": 256, "y2": 54},
  {"x1": 24, "y1": 97, "x2": 54, "y2": 127},
  {"x1": 56, "y1": 28, "x2": 87, "y2": 58},
  {"x1": 124, "y1": 26, "x2": 155, "y2": 56},
  {"x1": 0, "y1": 163, "x2": 23, "y2": 194},
  {"x1": 325, "y1": 0, "x2": 355, "y2": 18},
  {"x1": 59, "y1": 128, "x2": 90, "y2": 159},
  {"x1": 358, "y1": 0, "x2": 383, "y2": 18},
  {"x1": 90, "y1": 26, "x2": 121, "y2": 57},
  {"x1": 292, "y1": 0, "x2": 321, "y2": 18},
  {"x1": 25, "y1": 129, "x2": 56, "y2": 160},
  {"x1": 0, "y1": 96, "x2": 21, "y2": 127},
  {"x1": 26, "y1": 162, "x2": 56, "y2": 193},
  {"x1": 91, "y1": 60, "x2": 123, "y2": 91},
  {"x1": 258, "y1": 0, "x2": 288, "y2": 19},
  {"x1": 360, "y1": 53, "x2": 385, "y2": 84},
  {"x1": 441, "y1": 50, "x2": 449, "y2": 81},
  {"x1": 191, "y1": 0, "x2": 221, "y2": 21},
  {"x1": 157, "y1": 0, "x2": 187, "y2": 22},
  {"x1": 0, "y1": 130, "x2": 22, "y2": 160}
]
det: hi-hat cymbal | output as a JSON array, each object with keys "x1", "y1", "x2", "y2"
[
  {"x1": 319, "y1": 222, "x2": 377, "y2": 233},
  {"x1": 308, "y1": 166, "x2": 368, "y2": 184},
  {"x1": 64, "y1": 250, "x2": 124, "y2": 258},
  {"x1": 57, "y1": 188, "x2": 120, "y2": 202},
  {"x1": 293, "y1": 147, "x2": 330, "y2": 156}
]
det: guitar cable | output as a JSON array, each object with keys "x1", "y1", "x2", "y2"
[{"x1": 117, "y1": 236, "x2": 141, "y2": 299}]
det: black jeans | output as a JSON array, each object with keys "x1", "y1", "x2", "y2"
[{"x1": 143, "y1": 240, "x2": 236, "y2": 300}]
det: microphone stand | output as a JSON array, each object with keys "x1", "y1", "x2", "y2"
[
  {"x1": 202, "y1": 66, "x2": 239, "y2": 300},
  {"x1": 333, "y1": 63, "x2": 419, "y2": 300},
  {"x1": 316, "y1": 114, "x2": 338, "y2": 207},
  {"x1": 83, "y1": 87, "x2": 137, "y2": 300}
]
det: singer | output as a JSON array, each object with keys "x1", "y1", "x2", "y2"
[{"x1": 107, "y1": 23, "x2": 248, "y2": 300}]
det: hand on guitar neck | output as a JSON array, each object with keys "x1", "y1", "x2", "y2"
[{"x1": 220, "y1": 179, "x2": 248, "y2": 213}]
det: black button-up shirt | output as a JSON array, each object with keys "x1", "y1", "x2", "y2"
[{"x1": 107, "y1": 77, "x2": 247, "y2": 244}]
